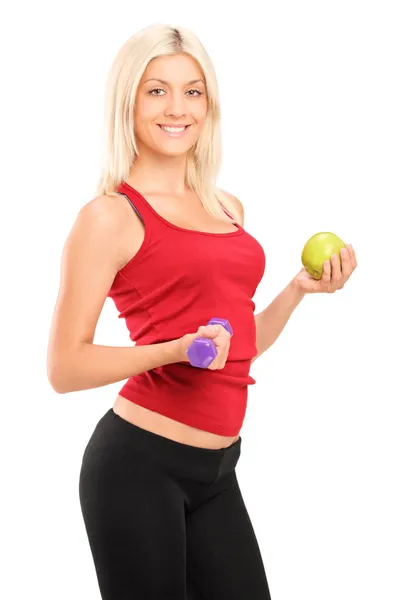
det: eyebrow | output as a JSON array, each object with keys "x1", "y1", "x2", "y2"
[{"x1": 143, "y1": 78, "x2": 205, "y2": 85}]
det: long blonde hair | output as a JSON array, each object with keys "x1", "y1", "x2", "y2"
[{"x1": 95, "y1": 23, "x2": 242, "y2": 226}]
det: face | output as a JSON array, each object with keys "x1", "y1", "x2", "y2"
[{"x1": 134, "y1": 53, "x2": 208, "y2": 157}]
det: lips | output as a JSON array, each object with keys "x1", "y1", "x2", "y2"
[{"x1": 157, "y1": 124, "x2": 191, "y2": 129}]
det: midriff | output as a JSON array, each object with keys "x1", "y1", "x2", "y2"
[{"x1": 113, "y1": 394, "x2": 240, "y2": 449}]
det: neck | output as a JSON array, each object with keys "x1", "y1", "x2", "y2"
[{"x1": 127, "y1": 142, "x2": 189, "y2": 196}]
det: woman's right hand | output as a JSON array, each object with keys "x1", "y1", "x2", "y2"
[{"x1": 175, "y1": 324, "x2": 232, "y2": 370}]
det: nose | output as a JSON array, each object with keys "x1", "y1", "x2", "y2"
[{"x1": 164, "y1": 90, "x2": 187, "y2": 119}]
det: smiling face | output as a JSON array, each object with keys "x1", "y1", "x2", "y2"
[{"x1": 134, "y1": 53, "x2": 208, "y2": 157}]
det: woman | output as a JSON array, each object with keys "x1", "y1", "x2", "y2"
[{"x1": 47, "y1": 23, "x2": 357, "y2": 600}]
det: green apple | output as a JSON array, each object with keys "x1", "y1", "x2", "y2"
[{"x1": 301, "y1": 232, "x2": 346, "y2": 280}]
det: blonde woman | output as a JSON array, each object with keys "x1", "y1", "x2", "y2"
[{"x1": 47, "y1": 23, "x2": 357, "y2": 600}]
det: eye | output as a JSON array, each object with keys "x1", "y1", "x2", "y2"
[
  {"x1": 148, "y1": 88, "x2": 165, "y2": 96},
  {"x1": 147, "y1": 88, "x2": 204, "y2": 97}
]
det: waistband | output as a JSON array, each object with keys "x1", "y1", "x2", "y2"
[{"x1": 106, "y1": 408, "x2": 242, "y2": 481}]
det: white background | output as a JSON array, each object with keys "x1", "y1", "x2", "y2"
[{"x1": 2, "y1": 1, "x2": 399, "y2": 599}]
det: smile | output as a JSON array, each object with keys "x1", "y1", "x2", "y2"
[{"x1": 157, "y1": 124, "x2": 191, "y2": 137}]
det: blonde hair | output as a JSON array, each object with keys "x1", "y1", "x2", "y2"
[{"x1": 95, "y1": 23, "x2": 242, "y2": 226}]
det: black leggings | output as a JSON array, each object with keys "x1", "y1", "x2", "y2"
[{"x1": 79, "y1": 408, "x2": 272, "y2": 599}]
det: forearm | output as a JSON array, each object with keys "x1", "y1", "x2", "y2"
[
  {"x1": 48, "y1": 340, "x2": 181, "y2": 394},
  {"x1": 251, "y1": 278, "x2": 306, "y2": 363}
]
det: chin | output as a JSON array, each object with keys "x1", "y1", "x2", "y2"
[{"x1": 155, "y1": 144, "x2": 193, "y2": 157}]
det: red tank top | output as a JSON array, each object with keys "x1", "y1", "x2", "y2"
[{"x1": 107, "y1": 181, "x2": 266, "y2": 436}]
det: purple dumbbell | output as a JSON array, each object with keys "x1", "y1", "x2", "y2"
[{"x1": 186, "y1": 318, "x2": 233, "y2": 368}]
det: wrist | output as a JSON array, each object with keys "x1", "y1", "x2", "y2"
[
  {"x1": 165, "y1": 339, "x2": 185, "y2": 364},
  {"x1": 290, "y1": 276, "x2": 307, "y2": 300}
]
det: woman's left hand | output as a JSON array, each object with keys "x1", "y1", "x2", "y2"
[{"x1": 293, "y1": 244, "x2": 358, "y2": 294}]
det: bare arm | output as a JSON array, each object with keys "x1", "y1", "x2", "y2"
[
  {"x1": 51, "y1": 340, "x2": 181, "y2": 393},
  {"x1": 251, "y1": 279, "x2": 306, "y2": 364},
  {"x1": 46, "y1": 196, "x2": 182, "y2": 394},
  {"x1": 222, "y1": 192, "x2": 306, "y2": 364}
]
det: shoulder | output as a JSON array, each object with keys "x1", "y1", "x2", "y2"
[
  {"x1": 79, "y1": 193, "x2": 127, "y2": 227},
  {"x1": 72, "y1": 194, "x2": 133, "y2": 263},
  {"x1": 74, "y1": 193, "x2": 142, "y2": 245},
  {"x1": 217, "y1": 188, "x2": 245, "y2": 226}
]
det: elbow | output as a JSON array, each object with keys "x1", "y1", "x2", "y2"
[
  {"x1": 49, "y1": 380, "x2": 69, "y2": 395},
  {"x1": 47, "y1": 358, "x2": 72, "y2": 394},
  {"x1": 47, "y1": 369, "x2": 69, "y2": 394}
]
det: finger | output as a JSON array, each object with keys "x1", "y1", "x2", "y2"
[
  {"x1": 340, "y1": 247, "x2": 353, "y2": 278},
  {"x1": 212, "y1": 336, "x2": 231, "y2": 357},
  {"x1": 208, "y1": 350, "x2": 227, "y2": 370},
  {"x1": 346, "y1": 244, "x2": 358, "y2": 270},
  {"x1": 330, "y1": 253, "x2": 342, "y2": 284},
  {"x1": 198, "y1": 325, "x2": 219, "y2": 337},
  {"x1": 211, "y1": 335, "x2": 230, "y2": 368},
  {"x1": 321, "y1": 259, "x2": 331, "y2": 285},
  {"x1": 214, "y1": 324, "x2": 231, "y2": 338}
]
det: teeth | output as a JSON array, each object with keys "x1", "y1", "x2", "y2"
[{"x1": 160, "y1": 125, "x2": 187, "y2": 132}]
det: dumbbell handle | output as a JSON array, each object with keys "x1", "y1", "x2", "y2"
[{"x1": 185, "y1": 318, "x2": 233, "y2": 369}]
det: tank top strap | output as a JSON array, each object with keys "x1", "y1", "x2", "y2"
[
  {"x1": 116, "y1": 181, "x2": 162, "y2": 227},
  {"x1": 216, "y1": 190, "x2": 239, "y2": 224},
  {"x1": 118, "y1": 180, "x2": 238, "y2": 227},
  {"x1": 218, "y1": 202, "x2": 235, "y2": 222}
]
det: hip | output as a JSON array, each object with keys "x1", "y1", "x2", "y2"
[{"x1": 113, "y1": 394, "x2": 240, "y2": 450}]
